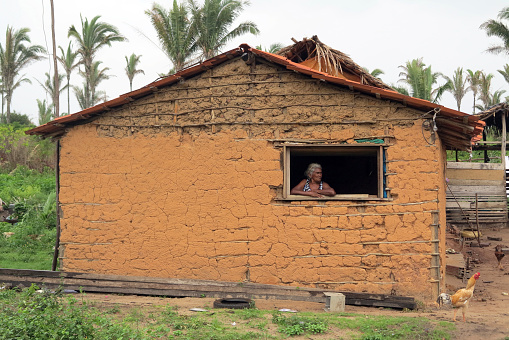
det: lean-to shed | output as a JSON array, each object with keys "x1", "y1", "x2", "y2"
[
  {"x1": 446, "y1": 103, "x2": 509, "y2": 228},
  {"x1": 27, "y1": 38, "x2": 484, "y2": 302}
]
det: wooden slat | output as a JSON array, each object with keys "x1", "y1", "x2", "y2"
[
  {"x1": 0, "y1": 268, "x2": 416, "y2": 310},
  {"x1": 447, "y1": 162, "x2": 504, "y2": 170},
  {"x1": 445, "y1": 201, "x2": 507, "y2": 209},
  {"x1": 447, "y1": 179, "x2": 505, "y2": 186},
  {"x1": 447, "y1": 185, "x2": 506, "y2": 195}
]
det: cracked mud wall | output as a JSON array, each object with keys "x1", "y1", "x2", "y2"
[{"x1": 57, "y1": 57, "x2": 445, "y2": 301}]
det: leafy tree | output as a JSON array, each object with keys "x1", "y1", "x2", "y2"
[
  {"x1": 57, "y1": 42, "x2": 79, "y2": 115},
  {"x1": 68, "y1": 15, "x2": 125, "y2": 108},
  {"x1": 480, "y1": 6, "x2": 509, "y2": 55},
  {"x1": 37, "y1": 99, "x2": 54, "y2": 125},
  {"x1": 1, "y1": 111, "x2": 33, "y2": 126},
  {"x1": 445, "y1": 67, "x2": 470, "y2": 111},
  {"x1": 36, "y1": 72, "x2": 67, "y2": 115},
  {"x1": 398, "y1": 58, "x2": 451, "y2": 103},
  {"x1": 189, "y1": 0, "x2": 259, "y2": 59},
  {"x1": 466, "y1": 69, "x2": 482, "y2": 113},
  {"x1": 125, "y1": 53, "x2": 145, "y2": 91},
  {"x1": 146, "y1": 1, "x2": 197, "y2": 73},
  {"x1": 0, "y1": 26, "x2": 45, "y2": 123}
]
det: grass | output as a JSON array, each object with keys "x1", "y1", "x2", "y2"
[
  {"x1": 0, "y1": 285, "x2": 455, "y2": 340},
  {"x1": 0, "y1": 165, "x2": 56, "y2": 270}
]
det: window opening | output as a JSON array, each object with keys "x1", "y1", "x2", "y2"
[{"x1": 284, "y1": 145, "x2": 387, "y2": 199}]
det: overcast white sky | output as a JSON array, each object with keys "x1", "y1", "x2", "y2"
[{"x1": 2, "y1": 0, "x2": 509, "y2": 124}]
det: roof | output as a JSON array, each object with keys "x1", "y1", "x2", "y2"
[
  {"x1": 26, "y1": 44, "x2": 484, "y2": 150},
  {"x1": 275, "y1": 36, "x2": 393, "y2": 90},
  {"x1": 474, "y1": 103, "x2": 508, "y2": 132}
]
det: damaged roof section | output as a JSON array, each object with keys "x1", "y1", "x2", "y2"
[
  {"x1": 275, "y1": 35, "x2": 393, "y2": 90},
  {"x1": 26, "y1": 41, "x2": 483, "y2": 150}
]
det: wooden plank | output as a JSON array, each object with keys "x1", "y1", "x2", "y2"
[
  {"x1": 0, "y1": 268, "x2": 416, "y2": 309},
  {"x1": 447, "y1": 179, "x2": 505, "y2": 186},
  {"x1": 445, "y1": 201, "x2": 507, "y2": 209},
  {"x1": 446, "y1": 162, "x2": 504, "y2": 170},
  {"x1": 446, "y1": 185, "x2": 506, "y2": 195},
  {"x1": 446, "y1": 168, "x2": 505, "y2": 181}
]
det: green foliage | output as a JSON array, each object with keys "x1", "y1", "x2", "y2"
[
  {"x1": 146, "y1": 1, "x2": 197, "y2": 73},
  {"x1": 0, "y1": 285, "x2": 143, "y2": 340},
  {"x1": 0, "y1": 26, "x2": 45, "y2": 123},
  {"x1": 0, "y1": 112, "x2": 33, "y2": 126},
  {"x1": 189, "y1": 0, "x2": 260, "y2": 59},
  {"x1": 0, "y1": 124, "x2": 55, "y2": 172},
  {"x1": 125, "y1": 53, "x2": 145, "y2": 91},
  {"x1": 0, "y1": 289, "x2": 456, "y2": 339},
  {"x1": 332, "y1": 314, "x2": 454, "y2": 340},
  {"x1": 0, "y1": 165, "x2": 56, "y2": 270},
  {"x1": 68, "y1": 15, "x2": 125, "y2": 109},
  {"x1": 272, "y1": 312, "x2": 328, "y2": 336},
  {"x1": 398, "y1": 58, "x2": 451, "y2": 103},
  {"x1": 480, "y1": 6, "x2": 509, "y2": 56}
]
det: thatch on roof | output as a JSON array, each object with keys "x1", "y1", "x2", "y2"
[{"x1": 275, "y1": 35, "x2": 393, "y2": 90}]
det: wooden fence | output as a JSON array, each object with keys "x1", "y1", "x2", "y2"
[{"x1": 446, "y1": 162, "x2": 507, "y2": 227}]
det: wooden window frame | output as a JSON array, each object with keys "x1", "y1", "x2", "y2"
[{"x1": 282, "y1": 144, "x2": 388, "y2": 201}]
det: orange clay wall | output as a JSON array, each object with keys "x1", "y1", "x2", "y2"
[{"x1": 58, "y1": 57, "x2": 446, "y2": 301}]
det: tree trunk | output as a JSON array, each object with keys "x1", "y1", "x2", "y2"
[
  {"x1": 67, "y1": 76, "x2": 70, "y2": 115},
  {"x1": 6, "y1": 90, "x2": 11, "y2": 124},
  {"x1": 50, "y1": 0, "x2": 59, "y2": 117}
]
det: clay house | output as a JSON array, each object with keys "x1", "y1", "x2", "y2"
[{"x1": 27, "y1": 37, "x2": 484, "y2": 302}]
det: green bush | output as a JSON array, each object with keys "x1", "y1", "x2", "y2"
[
  {"x1": 0, "y1": 165, "x2": 56, "y2": 270},
  {"x1": 0, "y1": 124, "x2": 55, "y2": 172},
  {"x1": 272, "y1": 312, "x2": 328, "y2": 336},
  {"x1": 0, "y1": 284, "x2": 143, "y2": 340}
]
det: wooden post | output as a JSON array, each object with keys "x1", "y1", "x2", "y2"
[
  {"x1": 502, "y1": 111, "x2": 507, "y2": 170},
  {"x1": 475, "y1": 193, "x2": 481, "y2": 247},
  {"x1": 52, "y1": 140, "x2": 60, "y2": 271}
]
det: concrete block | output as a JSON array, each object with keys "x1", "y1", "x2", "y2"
[{"x1": 324, "y1": 292, "x2": 345, "y2": 312}]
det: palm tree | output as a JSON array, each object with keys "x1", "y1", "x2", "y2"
[
  {"x1": 391, "y1": 84, "x2": 410, "y2": 96},
  {"x1": 68, "y1": 15, "x2": 125, "y2": 108},
  {"x1": 498, "y1": 64, "x2": 509, "y2": 84},
  {"x1": 466, "y1": 69, "x2": 482, "y2": 113},
  {"x1": 362, "y1": 67, "x2": 385, "y2": 80},
  {"x1": 37, "y1": 98, "x2": 54, "y2": 125},
  {"x1": 36, "y1": 72, "x2": 67, "y2": 115},
  {"x1": 125, "y1": 53, "x2": 145, "y2": 91},
  {"x1": 83, "y1": 61, "x2": 110, "y2": 107},
  {"x1": 255, "y1": 43, "x2": 284, "y2": 53},
  {"x1": 146, "y1": 1, "x2": 197, "y2": 72},
  {"x1": 475, "y1": 89, "x2": 506, "y2": 112},
  {"x1": 477, "y1": 72, "x2": 495, "y2": 109},
  {"x1": 0, "y1": 74, "x2": 4, "y2": 117},
  {"x1": 445, "y1": 67, "x2": 470, "y2": 111},
  {"x1": 480, "y1": 7, "x2": 509, "y2": 55},
  {"x1": 57, "y1": 42, "x2": 79, "y2": 115},
  {"x1": 0, "y1": 26, "x2": 45, "y2": 123},
  {"x1": 398, "y1": 58, "x2": 451, "y2": 103},
  {"x1": 189, "y1": 0, "x2": 259, "y2": 59}
]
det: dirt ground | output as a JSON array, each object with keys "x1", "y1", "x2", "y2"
[{"x1": 80, "y1": 226, "x2": 509, "y2": 340}]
